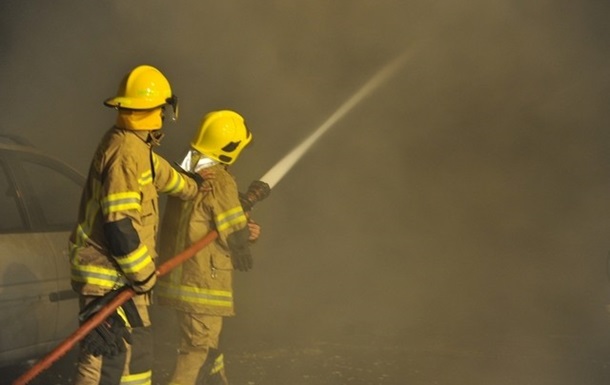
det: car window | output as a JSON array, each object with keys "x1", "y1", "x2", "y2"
[
  {"x1": 0, "y1": 160, "x2": 26, "y2": 232},
  {"x1": 20, "y1": 159, "x2": 82, "y2": 230}
]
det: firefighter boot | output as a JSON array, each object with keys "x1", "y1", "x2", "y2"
[{"x1": 196, "y1": 348, "x2": 229, "y2": 385}]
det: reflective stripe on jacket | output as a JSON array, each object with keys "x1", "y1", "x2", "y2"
[
  {"x1": 69, "y1": 127, "x2": 199, "y2": 296},
  {"x1": 156, "y1": 164, "x2": 249, "y2": 316}
]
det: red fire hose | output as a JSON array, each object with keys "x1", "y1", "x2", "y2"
[
  {"x1": 12, "y1": 180, "x2": 269, "y2": 384},
  {"x1": 11, "y1": 230, "x2": 219, "y2": 385}
]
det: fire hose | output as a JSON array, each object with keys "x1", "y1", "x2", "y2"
[
  {"x1": 12, "y1": 50, "x2": 409, "y2": 385},
  {"x1": 11, "y1": 181, "x2": 270, "y2": 385}
]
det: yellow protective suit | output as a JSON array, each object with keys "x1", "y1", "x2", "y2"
[
  {"x1": 156, "y1": 163, "x2": 252, "y2": 385},
  {"x1": 70, "y1": 120, "x2": 200, "y2": 385}
]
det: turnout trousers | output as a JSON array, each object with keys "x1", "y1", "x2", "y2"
[
  {"x1": 167, "y1": 312, "x2": 227, "y2": 385},
  {"x1": 74, "y1": 294, "x2": 153, "y2": 385}
]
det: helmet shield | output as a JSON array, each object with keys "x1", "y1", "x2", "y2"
[
  {"x1": 167, "y1": 95, "x2": 179, "y2": 119},
  {"x1": 162, "y1": 95, "x2": 179, "y2": 122}
]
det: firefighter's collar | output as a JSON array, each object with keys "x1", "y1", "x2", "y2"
[
  {"x1": 178, "y1": 150, "x2": 217, "y2": 172},
  {"x1": 127, "y1": 129, "x2": 156, "y2": 146}
]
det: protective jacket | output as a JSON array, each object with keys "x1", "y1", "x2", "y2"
[
  {"x1": 69, "y1": 127, "x2": 199, "y2": 296},
  {"x1": 156, "y1": 164, "x2": 251, "y2": 316}
]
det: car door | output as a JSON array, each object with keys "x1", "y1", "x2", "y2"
[{"x1": 0, "y1": 146, "x2": 83, "y2": 365}]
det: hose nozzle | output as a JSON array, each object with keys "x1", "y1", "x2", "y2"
[{"x1": 239, "y1": 180, "x2": 271, "y2": 212}]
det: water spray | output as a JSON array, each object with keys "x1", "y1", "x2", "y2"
[
  {"x1": 12, "y1": 49, "x2": 412, "y2": 385},
  {"x1": 259, "y1": 49, "x2": 412, "y2": 189}
]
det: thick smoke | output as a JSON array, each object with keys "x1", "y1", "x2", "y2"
[{"x1": 2, "y1": 0, "x2": 610, "y2": 382}]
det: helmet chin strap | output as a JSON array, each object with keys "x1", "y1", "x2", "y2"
[
  {"x1": 147, "y1": 130, "x2": 165, "y2": 147},
  {"x1": 179, "y1": 150, "x2": 217, "y2": 173}
]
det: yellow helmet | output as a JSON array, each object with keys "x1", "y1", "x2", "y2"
[
  {"x1": 190, "y1": 110, "x2": 252, "y2": 165},
  {"x1": 104, "y1": 65, "x2": 178, "y2": 117}
]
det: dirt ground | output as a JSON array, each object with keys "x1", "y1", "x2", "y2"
[{"x1": 3, "y1": 328, "x2": 610, "y2": 385}]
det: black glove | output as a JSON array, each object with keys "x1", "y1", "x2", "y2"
[
  {"x1": 79, "y1": 294, "x2": 143, "y2": 357},
  {"x1": 227, "y1": 228, "x2": 253, "y2": 272},
  {"x1": 231, "y1": 250, "x2": 253, "y2": 272},
  {"x1": 81, "y1": 311, "x2": 131, "y2": 357}
]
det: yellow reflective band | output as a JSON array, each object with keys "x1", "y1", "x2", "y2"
[
  {"x1": 159, "y1": 168, "x2": 186, "y2": 194},
  {"x1": 116, "y1": 306, "x2": 127, "y2": 322},
  {"x1": 70, "y1": 263, "x2": 124, "y2": 288},
  {"x1": 138, "y1": 169, "x2": 153, "y2": 186},
  {"x1": 211, "y1": 353, "x2": 225, "y2": 374},
  {"x1": 120, "y1": 370, "x2": 152, "y2": 385},
  {"x1": 215, "y1": 206, "x2": 247, "y2": 232},
  {"x1": 156, "y1": 281, "x2": 233, "y2": 307},
  {"x1": 101, "y1": 192, "x2": 141, "y2": 214},
  {"x1": 116, "y1": 245, "x2": 153, "y2": 274},
  {"x1": 116, "y1": 306, "x2": 131, "y2": 327}
]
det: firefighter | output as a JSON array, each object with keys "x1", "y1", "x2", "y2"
[
  {"x1": 69, "y1": 64, "x2": 209, "y2": 385},
  {"x1": 156, "y1": 110, "x2": 267, "y2": 385}
]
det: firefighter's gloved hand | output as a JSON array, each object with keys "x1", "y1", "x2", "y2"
[
  {"x1": 130, "y1": 272, "x2": 157, "y2": 294},
  {"x1": 81, "y1": 311, "x2": 131, "y2": 357},
  {"x1": 231, "y1": 250, "x2": 253, "y2": 272},
  {"x1": 228, "y1": 227, "x2": 253, "y2": 271},
  {"x1": 80, "y1": 296, "x2": 143, "y2": 357}
]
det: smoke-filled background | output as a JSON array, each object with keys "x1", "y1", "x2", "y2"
[{"x1": 2, "y1": 0, "x2": 610, "y2": 383}]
